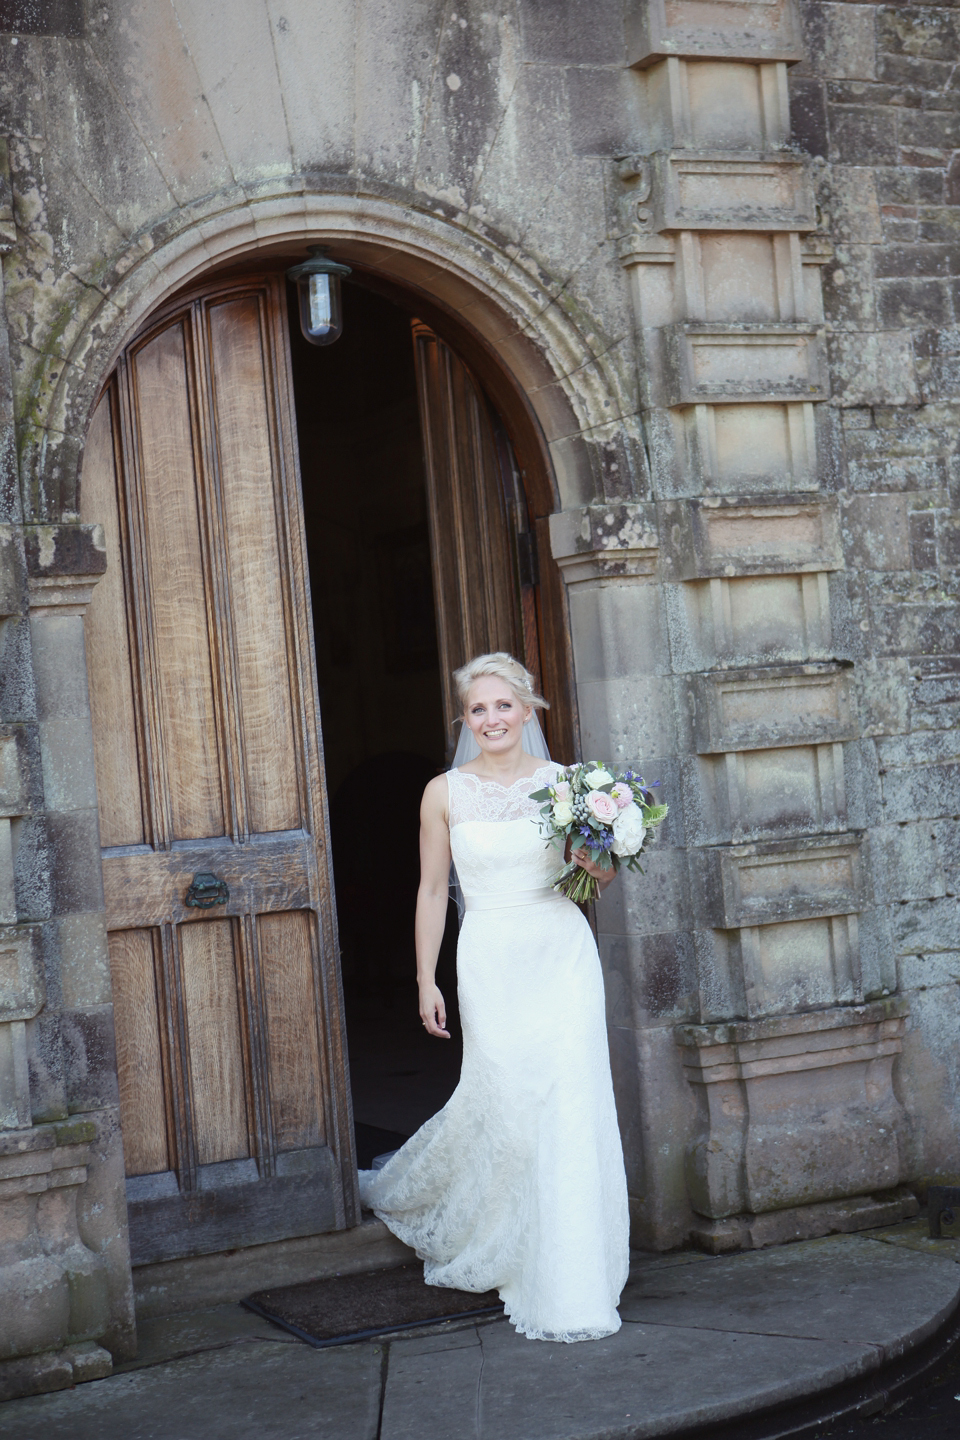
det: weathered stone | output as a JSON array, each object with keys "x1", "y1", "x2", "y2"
[
  {"x1": 827, "y1": 330, "x2": 919, "y2": 404},
  {"x1": 690, "y1": 1190, "x2": 919, "y2": 1253},
  {"x1": 692, "y1": 833, "x2": 863, "y2": 929},
  {"x1": 630, "y1": 0, "x2": 802, "y2": 68},
  {"x1": 789, "y1": 74, "x2": 829, "y2": 157},
  {"x1": 816, "y1": 4, "x2": 878, "y2": 83},
  {"x1": 828, "y1": 105, "x2": 899, "y2": 166},
  {"x1": 0, "y1": 0, "x2": 955, "y2": 1401},
  {"x1": 677, "y1": 1000, "x2": 909, "y2": 1219},
  {"x1": 687, "y1": 663, "x2": 855, "y2": 753}
]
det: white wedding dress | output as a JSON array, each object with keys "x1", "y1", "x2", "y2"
[{"x1": 358, "y1": 762, "x2": 630, "y2": 1343}]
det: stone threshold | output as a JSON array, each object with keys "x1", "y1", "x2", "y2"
[{"x1": 132, "y1": 1214, "x2": 415, "y2": 1321}]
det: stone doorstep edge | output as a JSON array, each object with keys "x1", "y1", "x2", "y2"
[
  {"x1": 0, "y1": 1342, "x2": 112, "y2": 1404},
  {"x1": 130, "y1": 1214, "x2": 416, "y2": 1321},
  {"x1": 668, "y1": 1284, "x2": 960, "y2": 1440},
  {"x1": 690, "y1": 1188, "x2": 921, "y2": 1255}
]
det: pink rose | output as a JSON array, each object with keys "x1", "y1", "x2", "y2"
[
  {"x1": 553, "y1": 780, "x2": 571, "y2": 802},
  {"x1": 610, "y1": 782, "x2": 633, "y2": 809},
  {"x1": 585, "y1": 790, "x2": 618, "y2": 824}
]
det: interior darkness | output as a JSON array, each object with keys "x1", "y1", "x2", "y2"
[{"x1": 288, "y1": 280, "x2": 462, "y2": 1166}]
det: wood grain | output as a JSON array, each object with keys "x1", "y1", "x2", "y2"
[
  {"x1": 413, "y1": 322, "x2": 524, "y2": 738},
  {"x1": 259, "y1": 910, "x2": 324, "y2": 1152},
  {"x1": 88, "y1": 276, "x2": 357, "y2": 1254},
  {"x1": 126, "y1": 1161, "x2": 338, "y2": 1266},
  {"x1": 179, "y1": 918, "x2": 249, "y2": 1165},
  {"x1": 81, "y1": 389, "x2": 145, "y2": 847},
  {"x1": 101, "y1": 834, "x2": 313, "y2": 929},
  {"x1": 132, "y1": 322, "x2": 225, "y2": 842},
  {"x1": 207, "y1": 295, "x2": 299, "y2": 835},
  {"x1": 108, "y1": 928, "x2": 169, "y2": 1175}
]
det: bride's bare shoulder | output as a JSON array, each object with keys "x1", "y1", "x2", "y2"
[{"x1": 421, "y1": 773, "x2": 449, "y2": 809}]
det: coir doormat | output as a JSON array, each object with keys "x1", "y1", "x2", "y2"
[{"x1": 242, "y1": 1263, "x2": 503, "y2": 1348}]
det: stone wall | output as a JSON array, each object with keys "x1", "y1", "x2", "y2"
[
  {"x1": 788, "y1": 0, "x2": 960, "y2": 1190},
  {"x1": 0, "y1": 212, "x2": 135, "y2": 1395},
  {"x1": 0, "y1": 0, "x2": 955, "y2": 1394}
]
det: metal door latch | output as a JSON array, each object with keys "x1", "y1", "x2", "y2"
[{"x1": 184, "y1": 872, "x2": 229, "y2": 909}]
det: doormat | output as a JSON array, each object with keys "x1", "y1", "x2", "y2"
[{"x1": 242, "y1": 1262, "x2": 503, "y2": 1348}]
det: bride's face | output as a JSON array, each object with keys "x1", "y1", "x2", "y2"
[{"x1": 463, "y1": 677, "x2": 532, "y2": 755}]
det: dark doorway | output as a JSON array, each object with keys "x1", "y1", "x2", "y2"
[{"x1": 288, "y1": 281, "x2": 462, "y2": 1166}]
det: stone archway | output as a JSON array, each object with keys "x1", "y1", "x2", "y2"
[{"x1": 28, "y1": 187, "x2": 631, "y2": 528}]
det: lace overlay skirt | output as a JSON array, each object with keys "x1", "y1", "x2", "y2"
[{"x1": 359, "y1": 887, "x2": 630, "y2": 1343}]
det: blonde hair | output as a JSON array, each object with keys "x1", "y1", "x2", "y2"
[{"x1": 453, "y1": 652, "x2": 548, "y2": 713}]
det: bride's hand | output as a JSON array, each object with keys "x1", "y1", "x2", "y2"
[
  {"x1": 572, "y1": 846, "x2": 617, "y2": 892},
  {"x1": 419, "y1": 983, "x2": 450, "y2": 1039}
]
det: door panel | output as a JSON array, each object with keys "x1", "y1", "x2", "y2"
[
  {"x1": 412, "y1": 322, "x2": 537, "y2": 741},
  {"x1": 259, "y1": 911, "x2": 325, "y2": 1152},
  {"x1": 107, "y1": 927, "x2": 168, "y2": 1177},
  {"x1": 179, "y1": 919, "x2": 249, "y2": 1166},
  {"x1": 82, "y1": 274, "x2": 356, "y2": 1265},
  {"x1": 133, "y1": 321, "x2": 226, "y2": 842},
  {"x1": 207, "y1": 296, "x2": 301, "y2": 834}
]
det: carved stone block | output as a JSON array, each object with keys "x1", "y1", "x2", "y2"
[
  {"x1": 653, "y1": 153, "x2": 815, "y2": 232},
  {"x1": 629, "y1": 0, "x2": 803, "y2": 68},
  {"x1": 0, "y1": 527, "x2": 24, "y2": 619},
  {"x1": 697, "y1": 833, "x2": 862, "y2": 928},
  {"x1": 661, "y1": 494, "x2": 842, "y2": 579},
  {"x1": 0, "y1": 730, "x2": 27, "y2": 818},
  {"x1": 708, "y1": 911, "x2": 862, "y2": 1017},
  {"x1": 0, "y1": 1125, "x2": 111, "y2": 1377},
  {"x1": 696, "y1": 742, "x2": 848, "y2": 844},
  {"x1": 549, "y1": 503, "x2": 659, "y2": 587},
  {"x1": 689, "y1": 663, "x2": 855, "y2": 752},
  {"x1": 660, "y1": 324, "x2": 828, "y2": 405},
  {"x1": 0, "y1": 926, "x2": 45, "y2": 1022},
  {"x1": 676, "y1": 999, "x2": 909, "y2": 1221},
  {"x1": 674, "y1": 573, "x2": 833, "y2": 670},
  {"x1": 671, "y1": 403, "x2": 818, "y2": 497}
]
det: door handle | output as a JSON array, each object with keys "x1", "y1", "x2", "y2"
[{"x1": 184, "y1": 872, "x2": 229, "y2": 909}]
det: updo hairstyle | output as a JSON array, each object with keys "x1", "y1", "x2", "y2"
[{"x1": 453, "y1": 652, "x2": 549, "y2": 714}]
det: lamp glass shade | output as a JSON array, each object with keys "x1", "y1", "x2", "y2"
[{"x1": 297, "y1": 270, "x2": 343, "y2": 346}]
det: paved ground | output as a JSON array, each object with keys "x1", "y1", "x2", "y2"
[{"x1": 1, "y1": 1224, "x2": 959, "y2": 1440}]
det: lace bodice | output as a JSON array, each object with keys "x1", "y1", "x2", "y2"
[
  {"x1": 447, "y1": 763, "x2": 564, "y2": 897},
  {"x1": 447, "y1": 762, "x2": 559, "y2": 826}
]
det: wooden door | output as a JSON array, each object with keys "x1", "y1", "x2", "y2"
[
  {"x1": 412, "y1": 322, "x2": 544, "y2": 752},
  {"x1": 81, "y1": 275, "x2": 357, "y2": 1266}
]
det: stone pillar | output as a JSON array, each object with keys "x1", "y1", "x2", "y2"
[
  {"x1": 551, "y1": 0, "x2": 915, "y2": 1250},
  {"x1": 0, "y1": 149, "x2": 135, "y2": 1396}
]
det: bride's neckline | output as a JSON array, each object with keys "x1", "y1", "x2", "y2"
[{"x1": 454, "y1": 761, "x2": 553, "y2": 792}]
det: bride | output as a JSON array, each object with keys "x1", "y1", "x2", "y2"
[{"x1": 358, "y1": 652, "x2": 629, "y2": 1342}]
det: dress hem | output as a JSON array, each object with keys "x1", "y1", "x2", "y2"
[{"x1": 368, "y1": 1205, "x2": 623, "y2": 1345}]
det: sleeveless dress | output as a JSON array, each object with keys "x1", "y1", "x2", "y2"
[{"x1": 357, "y1": 761, "x2": 630, "y2": 1342}]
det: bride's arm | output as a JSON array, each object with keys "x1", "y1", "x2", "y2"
[{"x1": 416, "y1": 775, "x2": 452, "y2": 1039}]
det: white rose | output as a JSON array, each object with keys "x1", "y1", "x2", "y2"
[
  {"x1": 611, "y1": 802, "x2": 645, "y2": 857},
  {"x1": 584, "y1": 766, "x2": 614, "y2": 788},
  {"x1": 553, "y1": 801, "x2": 574, "y2": 826}
]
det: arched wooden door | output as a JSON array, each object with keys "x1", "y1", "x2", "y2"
[{"x1": 82, "y1": 275, "x2": 357, "y2": 1265}]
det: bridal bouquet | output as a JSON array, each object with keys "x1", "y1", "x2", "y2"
[{"x1": 530, "y1": 763, "x2": 667, "y2": 904}]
